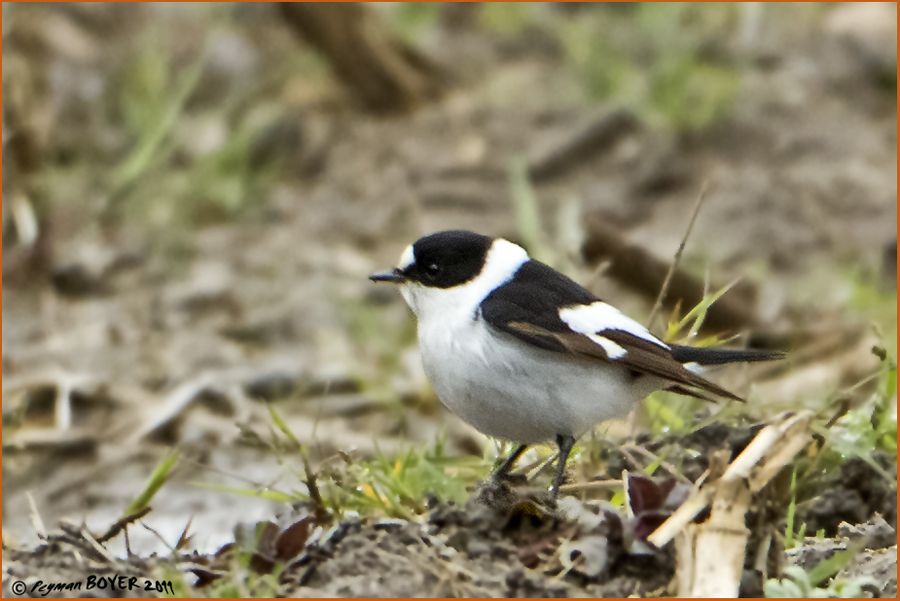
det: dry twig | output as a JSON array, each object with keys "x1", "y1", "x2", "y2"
[
  {"x1": 647, "y1": 182, "x2": 711, "y2": 330},
  {"x1": 557, "y1": 479, "x2": 622, "y2": 494},
  {"x1": 95, "y1": 506, "x2": 153, "y2": 544},
  {"x1": 26, "y1": 491, "x2": 47, "y2": 539}
]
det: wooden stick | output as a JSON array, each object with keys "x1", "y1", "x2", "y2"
[
  {"x1": 647, "y1": 410, "x2": 812, "y2": 548},
  {"x1": 581, "y1": 213, "x2": 758, "y2": 333},
  {"x1": 647, "y1": 411, "x2": 811, "y2": 597}
]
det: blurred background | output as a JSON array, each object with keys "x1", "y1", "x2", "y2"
[{"x1": 2, "y1": 2, "x2": 896, "y2": 559}]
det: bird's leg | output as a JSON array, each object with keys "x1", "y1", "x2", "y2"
[
  {"x1": 550, "y1": 434, "x2": 575, "y2": 500},
  {"x1": 491, "y1": 443, "x2": 528, "y2": 482}
]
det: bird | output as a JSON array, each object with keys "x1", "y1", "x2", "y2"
[{"x1": 369, "y1": 230, "x2": 782, "y2": 500}]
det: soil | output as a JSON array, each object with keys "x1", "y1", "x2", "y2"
[
  {"x1": 2, "y1": 3, "x2": 897, "y2": 597},
  {"x1": 4, "y1": 422, "x2": 897, "y2": 597},
  {"x1": 4, "y1": 488, "x2": 896, "y2": 598},
  {"x1": 795, "y1": 455, "x2": 898, "y2": 537}
]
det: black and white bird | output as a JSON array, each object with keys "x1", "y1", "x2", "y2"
[{"x1": 370, "y1": 230, "x2": 782, "y2": 499}]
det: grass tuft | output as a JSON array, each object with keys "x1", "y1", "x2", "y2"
[{"x1": 207, "y1": 408, "x2": 490, "y2": 521}]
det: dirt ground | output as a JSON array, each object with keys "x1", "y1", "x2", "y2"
[
  {"x1": 3, "y1": 424, "x2": 897, "y2": 597},
  {"x1": 2, "y1": 3, "x2": 897, "y2": 597}
]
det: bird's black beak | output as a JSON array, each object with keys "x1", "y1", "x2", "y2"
[{"x1": 369, "y1": 269, "x2": 406, "y2": 283}]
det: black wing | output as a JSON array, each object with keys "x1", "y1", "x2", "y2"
[
  {"x1": 479, "y1": 260, "x2": 596, "y2": 353},
  {"x1": 479, "y1": 260, "x2": 744, "y2": 401}
]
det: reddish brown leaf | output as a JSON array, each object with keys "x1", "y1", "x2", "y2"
[{"x1": 275, "y1": 516, "x2": 313, "y2": 561}]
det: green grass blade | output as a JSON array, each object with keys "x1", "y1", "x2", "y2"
[
  {"x1": 666, "y1": 277, "x2": 741, "y2": 342},
  {"x1": 784, "y1": 466, "x2": 798, "y2": 549},
  {"x1": 267, "y1": 403, "x2": 302, "y2": 449},
  {"x1": 190, "y1": 481, "x2": 296, "y2": 504},
  {"x1": 125, "y1": 448, "x2": 179, "y2": 514},
  {"x1": 110, "y1": 37, "x2": 210, "y2": 199}
]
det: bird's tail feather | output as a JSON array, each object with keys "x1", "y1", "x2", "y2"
[{"x1": 669, "y1": 344, "x2": 785, "y2": 366}]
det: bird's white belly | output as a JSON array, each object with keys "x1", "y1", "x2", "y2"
[{"x1": 417, "y1": 314, "x2": 659, "y2": 443}]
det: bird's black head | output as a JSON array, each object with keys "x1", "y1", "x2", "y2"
[{"x1": 370, "y1": 230, "x2": 493, "y2": 288}]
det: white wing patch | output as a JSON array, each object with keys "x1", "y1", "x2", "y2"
[
  {"x1": 559, "y1": 302, "x2": 669, "y2": 357},
  {"x1": 587, "y1": 334, "x2": 628, "y2": 359}
]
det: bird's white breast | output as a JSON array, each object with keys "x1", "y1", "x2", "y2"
[{"x1": 416, "y1": 313, "x2": 659, "y2": 443}]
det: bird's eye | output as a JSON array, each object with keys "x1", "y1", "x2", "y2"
[{"x1": 425, "y1": 263, "x2": 441, "y2": 278}]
